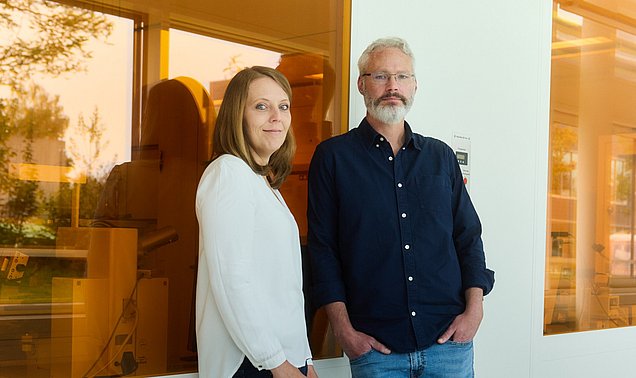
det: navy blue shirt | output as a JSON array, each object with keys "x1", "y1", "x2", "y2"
[{"x1": 307, "y1": 118, "x2": 494, "y2": 353}]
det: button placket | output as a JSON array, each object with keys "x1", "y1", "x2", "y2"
[{"x1": 392, "y1": 150, "x2": 417, "y2": 325}]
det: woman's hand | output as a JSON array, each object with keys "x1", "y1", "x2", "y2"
[
  {"x1": 271, "y1": 361, "x2": 306, "y2": 378},
  {"x1": 307, "y1": 364, "x2": 318, "y2": 377}
]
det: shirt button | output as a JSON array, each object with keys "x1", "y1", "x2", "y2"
[
  {"x1": 401, "y1": 213, "x2": 407, "y2": 218},
  {"x1": 408, "y1": 276, "x2": 413, "y2": 281},
  {"x1": 402, "y1": 147, "x2": 406, "y2": 150},
  {"x1": 375, "y1": 144, "x2": 380, "y2": 148},
  {"x1": 411, "y1": 311, "x2": 416, "y2": 317},
  {"x1": 388, "y1": 156, "x2": 393, "y2": 161},
  {"x1": 404, "y1": 244, "x2": 410, "y2": 250},
  {"x1": 380, "y1": 137, "x2": 385, "y2": 142},
  {"x1": 397, "y1": 183, "x2": 403, "y2": 188}
]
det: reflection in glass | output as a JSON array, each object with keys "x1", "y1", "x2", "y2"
[
  {"x1": 0, "y1": 4, "x2": 137, "y2": 378},
  {"x1": 546, "y1": 1, "x2": 636, "y2": 335},
  {"x1": 1, "y1": 0, "x2": 349, "y2": 376},
  {"x1": 169, "y1": 31, "x2": 344, "y2": 360}
]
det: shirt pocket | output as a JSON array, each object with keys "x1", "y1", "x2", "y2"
[{"x1": 412, "y1": 175, "x2": 452, "y2": 213}]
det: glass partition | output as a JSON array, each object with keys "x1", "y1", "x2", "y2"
[
  {"x1": 0, "y1": 0, "x2": 350, "y2": 376},
  {"x1": 546, "y1": 0, "x2": 636, "y2": 335}
]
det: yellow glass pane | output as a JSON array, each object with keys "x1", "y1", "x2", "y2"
[
  {"x1": 0, "y1": 0, "x2": 350, "y2": 376},
  {"x1": 546, "y1": 0, "x2": 636, "y2": 335}
]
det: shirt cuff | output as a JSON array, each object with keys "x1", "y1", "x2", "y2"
[{"x1": 253, "y1": 350, "x2": 286, "y2": 371}]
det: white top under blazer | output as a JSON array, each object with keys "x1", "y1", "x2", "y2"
[{"x1": 195, "y1": 154, "x2": 312, "y2": 377}]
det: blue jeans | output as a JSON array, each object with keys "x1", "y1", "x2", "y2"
[{"x1": 349, "y1": 341, "x2": 474, "y2": 378}]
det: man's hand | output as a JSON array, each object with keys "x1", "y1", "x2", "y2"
[
  {"x1": 324, "y1": 302, "x2": 391, "y2": 360},
  {"x1": 437, "y1": 287, "x2": 484, "y2": 344},
  {"x1": 337, "y1": 328, "x2": 391, "y2": 360}
]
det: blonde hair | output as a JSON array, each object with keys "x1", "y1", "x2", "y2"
[{"x1": 212, "y1": 66, "x2": 295, "y2": 189}]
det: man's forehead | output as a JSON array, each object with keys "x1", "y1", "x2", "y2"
[{"x1": 367, "y1": 48, "x2": 413, "y2": 70}]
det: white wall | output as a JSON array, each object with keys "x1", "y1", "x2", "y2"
[
  {"x1": 165, "y1": 2, "x2": 636, "y2": 377},
  {"x1": 349, "y1": 2, "x2": 544, "y2": 377},
  {"x1": 346, "y1": 1, "x2": 636, "y2": 378}
]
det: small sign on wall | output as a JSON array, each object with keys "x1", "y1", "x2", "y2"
[{"x1": 452, "y1": 133, "x2": 471, "y2": 192}]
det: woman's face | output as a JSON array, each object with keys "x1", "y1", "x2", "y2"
[{"x1": 243, "y1": 77, "x2": 291, "y2": 166}]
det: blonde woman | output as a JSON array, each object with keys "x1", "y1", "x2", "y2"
[{"x1": 196, "y1": 66, "x2": 315, "y2": 378}]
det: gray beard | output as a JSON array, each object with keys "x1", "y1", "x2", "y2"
[
  {"x1": 368, "y1": 103, "x2": 408, "y2": 124},
  {"x1": 365, "y1": 94, "x2": 413, "y2": 124}
]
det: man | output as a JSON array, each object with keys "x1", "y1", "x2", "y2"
[{"x1": 307, "y1": 37, "x2": 495, "y2": 378}]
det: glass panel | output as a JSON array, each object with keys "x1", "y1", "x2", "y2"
[
  {"x1": 545, "y1": 0, "x2": 636, "y2": 335},
  {"x1": 0, "y1": 2, "x2": 136, "y2": 376},
  {"x1": 166, "y1": 27, "x2": 344, "y2": 362},
  {"x1": 0, "y1": 0, "x2": 349, "y2": 376}
]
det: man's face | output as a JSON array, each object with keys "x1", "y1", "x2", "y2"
[{"x1": 358, "y1": 47, "x2": 417, "y2": 125}]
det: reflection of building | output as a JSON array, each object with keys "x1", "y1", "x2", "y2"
[
  {"x1": 609, "y1": 233, "x2": 636, "y2": 276},
  {"x1": 2, "y1": 135, "x2": 66, "y2": 199},
  {"x1": 209, "y1": 79, "x2": 229, "y2": 116}
]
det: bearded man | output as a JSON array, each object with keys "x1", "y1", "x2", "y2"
[{"x1": 306, "y1": 37, "x2": 495, "y2": 378}]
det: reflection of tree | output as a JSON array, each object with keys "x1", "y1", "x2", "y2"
[
  {"x1": 223, "y1": 54, "x2": 245, "y2": 79},
  {"x1": 0, "y1": 85, "x2": 111, "y2": 244},
  {"x1": 3, "y1": 84, "x2": 68, "y2": 139},
  {"x1": 3, "y1": 176, "x2": 40, "y2": 245},
  {"x1": 0, "y1": 101, "x2": 13, "y2": 192},
  {"x1": 42, "y1": 178, "x2": 105, "y2": 231},
  {"x1": 0, "y1": 1, "x2": 114, "y2": 245},
  {"x1": 0, "y1": 84, "x2": 67, "y2": 245},
  {"x1": 0, "y1": 0, "x2": 112, "y2": 91},
  {"x1": 44, "y1": 107, "x2": 114, "y2": 231},
  {"x1": 614, "y1": 160, "x2": 632, "y2": 204},
  {"x1": 64, "y1": 107, "x2": 114, "y2": 180},
  {"x1": 551, "y1": 124, "x2": 578, "y2": 194}
]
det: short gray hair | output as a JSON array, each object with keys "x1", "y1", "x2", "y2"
[{"x1": 357, "y1": 37, "x2": 415, "y2": 75}]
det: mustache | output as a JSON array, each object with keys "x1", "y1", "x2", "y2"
[{"x1": 374, "y1": 92, "x2": 408, "y2": 106}]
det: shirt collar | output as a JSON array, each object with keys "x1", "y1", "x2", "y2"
[{"x1": 357, "y1": 117, "x2": 421, "y2": 151}]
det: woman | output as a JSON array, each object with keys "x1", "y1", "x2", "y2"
[{"x1": 195, "y1": 66, "x2": 316, "y2": 378}]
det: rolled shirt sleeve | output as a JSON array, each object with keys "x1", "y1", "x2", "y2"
[{"x1": 448, "y1": 146, "x2": 495, "y2": 295}]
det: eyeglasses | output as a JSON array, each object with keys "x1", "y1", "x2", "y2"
[{"x1": 361, "y1": 72, "x2": 415, "y2": 84}]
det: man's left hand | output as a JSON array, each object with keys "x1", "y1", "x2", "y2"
[{"x1": 437, "y1": 287, "x2": 484, "y2": 343}]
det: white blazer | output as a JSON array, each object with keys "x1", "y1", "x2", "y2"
[{"x1": 195, "y1": 154, "x2": 312, "y2": 377}]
